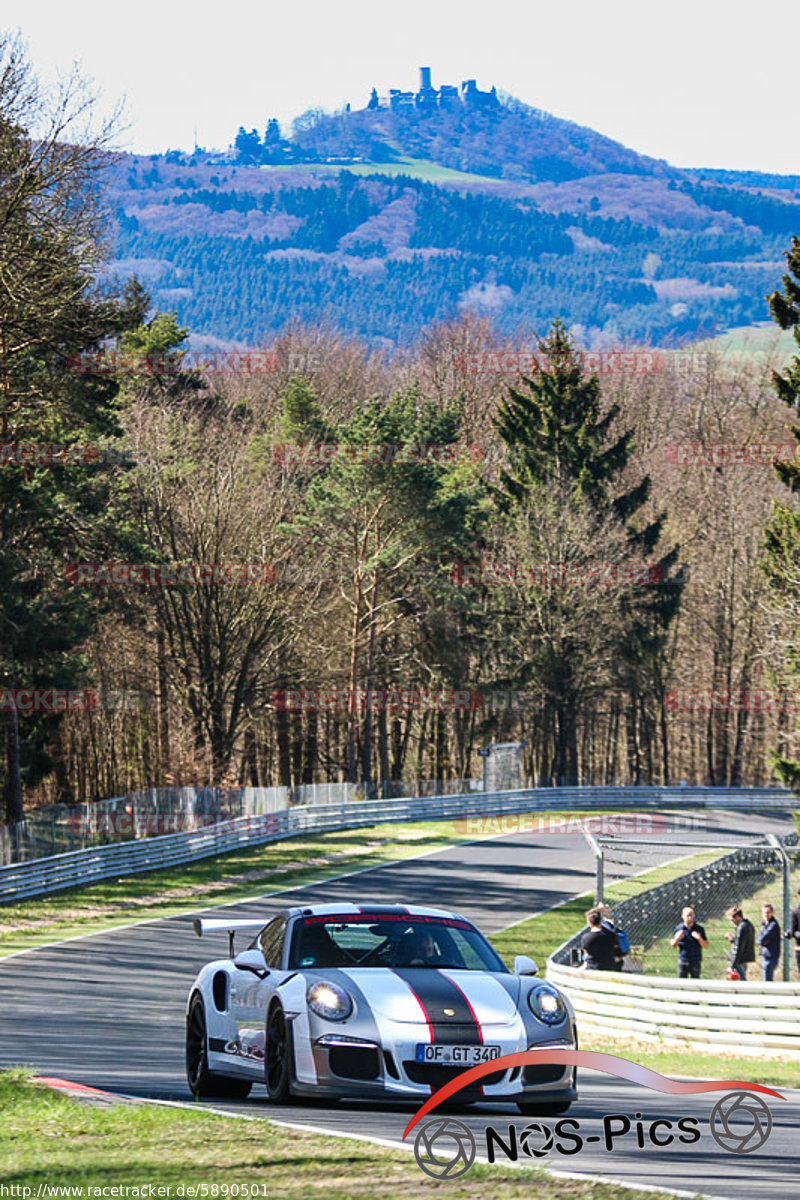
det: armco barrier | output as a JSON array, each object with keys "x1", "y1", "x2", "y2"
[
  {"x1": 546, "y1": 960, "x2": 800, "y2": 1059},
  {"x1": 2, "y1": 778, "x2": 484, "y2": 865},
  {"x1": 0, "y1": 784, "x2": 793, "y2": 902}
]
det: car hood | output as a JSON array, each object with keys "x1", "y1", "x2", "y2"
[{"x1": 330, "y1": 967, "x2": 522, "y2": 1027}]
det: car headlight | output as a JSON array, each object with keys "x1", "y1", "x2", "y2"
[
  {"x1": 527, "y1": 983, "x2": 567, "y2": 1026},
  {"x1": 307, "y1": 980, "x2": 353, "y2": 1021}
]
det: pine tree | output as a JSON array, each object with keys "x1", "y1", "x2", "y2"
[
  {"x1": 0, "y1": 40, "x2": 148, "y2": 830},
  {"x1": 493, "y1": 320, "x2": 683, "y2": 784},
  {"x1": 763, "y1": 238, "x2": 800, "y2": 791}
]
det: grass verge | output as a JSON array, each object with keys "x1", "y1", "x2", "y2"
[
  {"x1": 488, "y1": 848, "x2": 800, "y2": 1088},
  {"x1": 0, "y1": 809, "x2": 622, "y2": 958},
  {"x1": 0, "y1": 820, "x2": 464, "y2": 957},
  {"x1": 0, "y1": 1070, "x2": 680, "y2": 1198},
  {"x1": 567, "y1": 1034, "x2": 800, "y2": 1089},
  {"x1": 488, "y1": 851, "x2": 721, "y2": 967}
]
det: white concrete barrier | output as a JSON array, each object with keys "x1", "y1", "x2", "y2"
[{"x1": 546, "y1": 959, "x2": 800, "y2": 1059}]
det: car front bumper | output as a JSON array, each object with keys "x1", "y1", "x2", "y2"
[{"x1": 294, "y1": 1028, "x2": 577, "y2": 1104}]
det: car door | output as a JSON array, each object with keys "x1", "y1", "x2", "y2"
[{"x1": 229, "y1": 915, "x2": 288, "y2": 1072}]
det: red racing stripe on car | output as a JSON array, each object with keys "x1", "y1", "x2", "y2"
[
  {"x1": 393, "y1": 969, "x2": 486, "y2": 1097},
  {"x1": 389, "y1": 968, "x2": 434, "y2": 1041},
  {"x1": 440, "y1": 973, "x2": 484, "y2": 1044}
]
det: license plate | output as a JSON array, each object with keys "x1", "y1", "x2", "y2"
[{"x1": 415, "y1": 1043, "x2": 502, "y2": 1065}]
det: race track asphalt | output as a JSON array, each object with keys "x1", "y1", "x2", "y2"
[{"x1": 1, "y1": 808, "x2": 797, "y2": 1199}]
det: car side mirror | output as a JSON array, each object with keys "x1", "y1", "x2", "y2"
[
  {"x1": 513, "y1": 955, "x2": 538, "y2": 976},
  {"x1": 233, "y1": 948, "x2": 269, "y2": 977}
]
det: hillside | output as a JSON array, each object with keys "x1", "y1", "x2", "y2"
[
  {"x1": 286, "y1": 94, "x2": 674, "y2": 183},
  {"x1": 105, "y1": 83, "x2": 800, "y2": 349}
]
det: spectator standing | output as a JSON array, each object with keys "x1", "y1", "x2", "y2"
[
  {"x1": 581, "y1": 908, "x2": 620, "y2": 971},
  {"x1": 724, "y1": 906, "x2": 756, "y2": 980},
  {"x1": 671, "y1": 906, "x2": 709, "y2": 978},
  {"x1": 757, "y1": 903, "x2": 781, "y2": 982},
  {"x1": 596, "y1": 901, "x2": 625, "y2": 971}
]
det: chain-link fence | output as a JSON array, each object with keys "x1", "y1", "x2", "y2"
[
  {"x1": 0, "y1": 778, "x2": 483, "y2": 864},
  {"x1": 580, "y1": 835, "x2": 800, "y2": 981},
  {"x1": 0, "y1": 786, "x2": 266, "y2": 864}
]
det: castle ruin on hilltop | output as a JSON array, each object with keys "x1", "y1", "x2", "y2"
[{"x1": 366, "y1": 67, "x2": 499, "y2": 112}]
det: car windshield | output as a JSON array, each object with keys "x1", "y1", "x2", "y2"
[{"x1": 288, "y1": 912, "x2": 509, "y2": 972}]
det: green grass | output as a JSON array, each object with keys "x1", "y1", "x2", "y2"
[
  {"x1": 680, "y1": 321, "x2": 798, "y2": 362},
  {"x1": 571, "y1": 1036, "x2": 800, "y2": 1089},
  {"x1": 0, "y1": 809, "x2": 625, "y2": 958},
  {"x1": 488, "y1": 851, "x2": 721, "y2": 967},
  {"x1": 0, "y1": 1070, "x2": 680, "y2": 1198},
  {"x1": 0, "y1": 820, "x2": 465, "y2": 957},
  {"x1": 260, "y1": 155, "x2": 495, "y2": 183},
  {"x1": 487, "y1": 847, "x2": 800, "y2": 1088}
]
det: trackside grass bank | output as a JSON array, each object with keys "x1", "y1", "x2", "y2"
[
  {"x1": 0, "y1": 1071, "x2": 681, "y2": 1200},
  {"x1": 0, "y1": 810, "x2": 621, "y2": 958},
  {"x1": 564, "y1": 1034, "x2": 800, "y2": 1089},
  {"x1": 636, "y1": 874, "x2": 800, "y2": 981},
  {"x1": 488, "y1": 851, "x2": 721, "y2": 968},
  {"x1": 487, "y1": 853, "x2": 800, "y2": 1089}
]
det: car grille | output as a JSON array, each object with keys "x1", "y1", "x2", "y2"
[
  {"x1": 522, "y1": 1062, "x2": 568, "y2": 1084},
  {"x1": 403, "y1": 1062, "x2": 506, "y2": 1089},
  {"x1": 328, "y1": 1045, "x2": 381, "y2": 1081}
]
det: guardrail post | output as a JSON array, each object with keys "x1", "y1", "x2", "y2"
[
  {"x1": 767, "y1": 834, "x2": 792, "y2": 982},
  {"x1": 584, "y1": 830, "x2": 603, "y2": 903}
]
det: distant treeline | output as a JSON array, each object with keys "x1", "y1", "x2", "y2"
[{"x1": 113, "y1": 172, "x2": 783, "y2": 346}]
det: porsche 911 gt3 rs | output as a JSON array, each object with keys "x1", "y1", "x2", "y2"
[{"x1": 185, "y1": 903, "x2": 577, "y2": 1114}]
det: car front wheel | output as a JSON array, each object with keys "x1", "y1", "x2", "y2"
[{"x1": 264, "y1": 1002, "x2": 294, "y2": 1103}]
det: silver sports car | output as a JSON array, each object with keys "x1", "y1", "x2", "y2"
[{"x1": 186, "y1": 902, "x2": 577, "y2": 1114}]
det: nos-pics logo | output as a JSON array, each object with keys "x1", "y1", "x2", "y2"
[{"x1": 406, "y1": 1051, "x2": 781, "y2": 1180}]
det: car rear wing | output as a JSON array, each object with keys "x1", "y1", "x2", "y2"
[{"x1": 193, "y1": 917, "x2": 266, "y2": 956}]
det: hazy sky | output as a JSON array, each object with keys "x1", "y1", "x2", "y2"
[{"x1": 11, "y1": 0, "x2": 798, "y2": 174}]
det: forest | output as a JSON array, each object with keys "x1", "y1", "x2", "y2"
[
  {"x1": 111, "y1": 166, "x2": 786, "y2": 347},
  {"x1": 2, "y1": 37, "x2": 800, "y2": 823}
]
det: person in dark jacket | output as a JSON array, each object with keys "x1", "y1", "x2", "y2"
[
  {"x1": 581, "y1": 908, "x2": 620, "y2": 971},
  {"x1": 789, "y1": 888, "x2": 800, "y2": 977},
  {"x1": 671, "y1": 906, "x2": 709, "y2": 978},
  {"x1": 597, "y1": 901, "x2": 625, "y2": 971},
  {"x1": 757, "y1": 903, "x2": 781, "y2": 982},
  {"x1": 724, "y1": 906, "x2": 755, "y2": 980}
]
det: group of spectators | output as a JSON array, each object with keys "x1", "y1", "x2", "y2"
[{"x1": 581, "y1": 886, "x2": 800, "y2": 981}]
